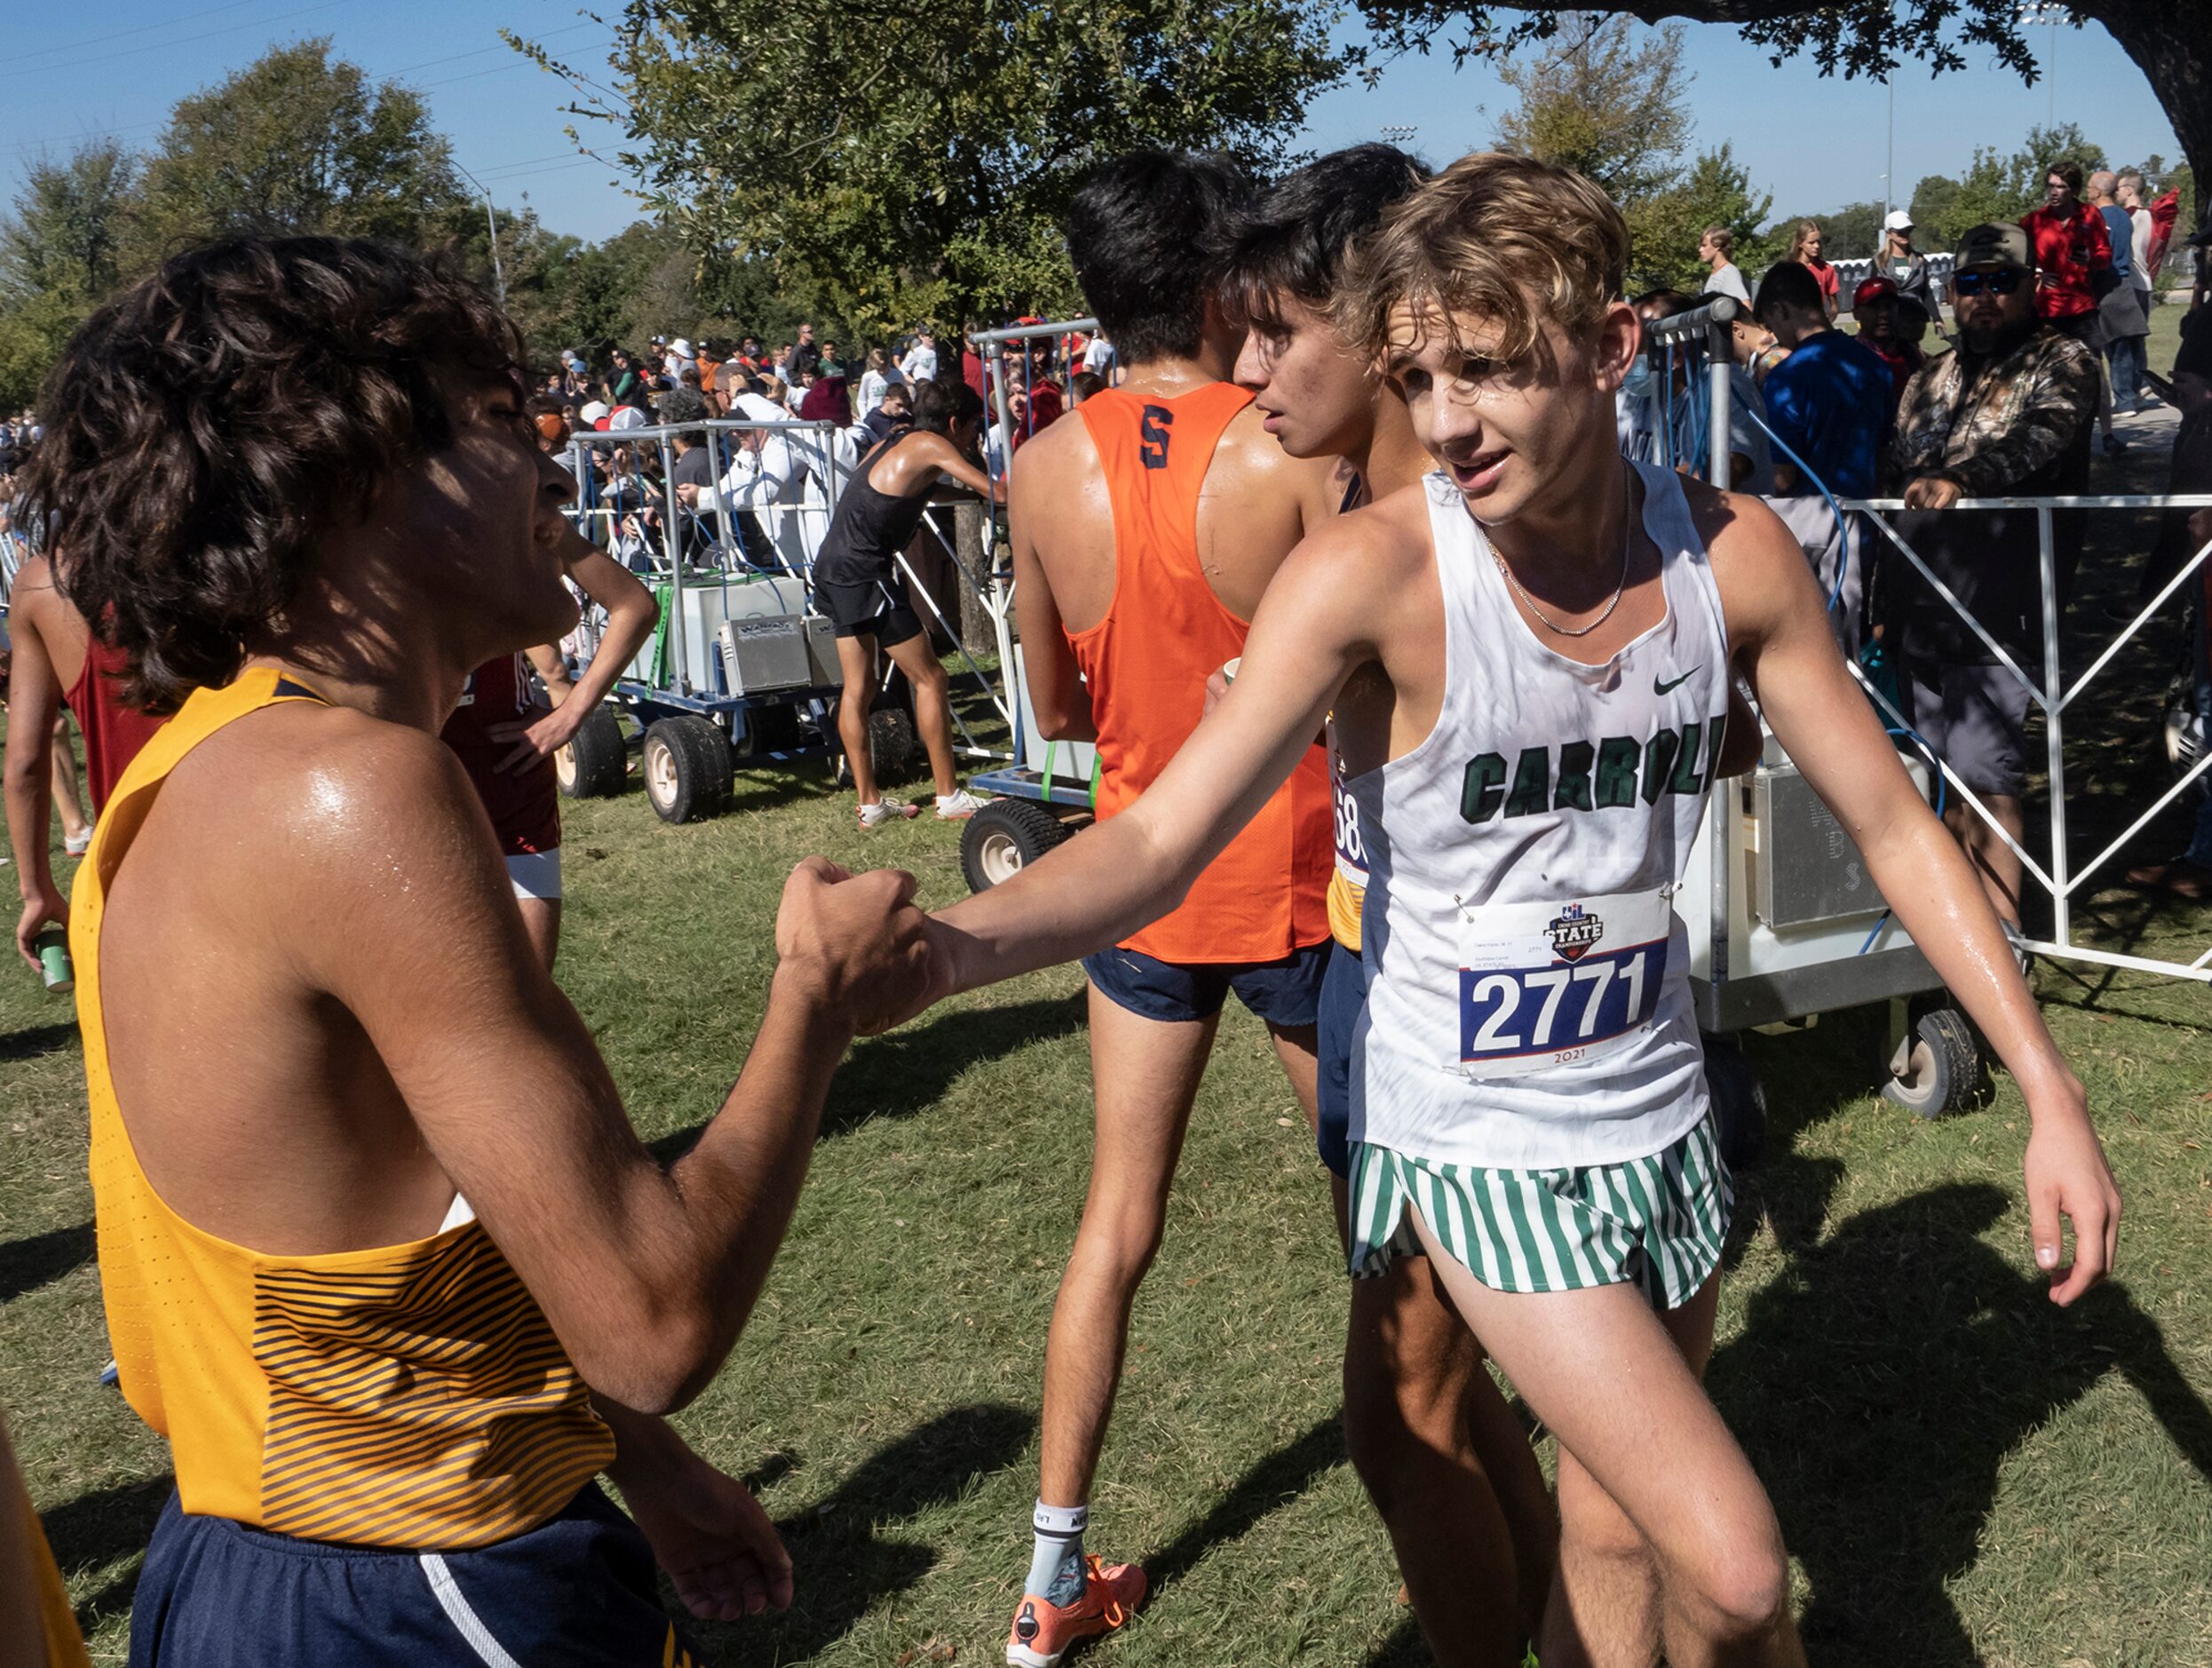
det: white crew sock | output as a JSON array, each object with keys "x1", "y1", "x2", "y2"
[{"x1": 1027, "y1": 1499, "x2": 1088, "y2": 1602}]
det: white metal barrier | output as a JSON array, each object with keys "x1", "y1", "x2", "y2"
[
  {"x1": 1633, "y1": 303, "x2": 2212, "y2": 1003},
  {"x1": 565, "y1": 414, "x2": 1019, "y2": 761},
  {"x1": 1845, "y1": 493, "x2": 2212, "y2": 984}
]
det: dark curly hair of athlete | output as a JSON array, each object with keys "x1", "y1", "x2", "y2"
[{"x1": 23, "y1": 236, "x2": 523, "y2": 711}]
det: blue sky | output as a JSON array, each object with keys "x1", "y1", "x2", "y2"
[{"x1": 0, "y1": 1, "x2": 2185, "y2": 250}]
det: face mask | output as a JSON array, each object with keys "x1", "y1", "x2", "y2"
[{"x1": 1621, "y1": 356, "x2": 1654, "y2": 401}]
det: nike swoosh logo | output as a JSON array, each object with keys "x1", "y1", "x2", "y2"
[{"x1": 1654, "y1": 670, "x2": 1699, "y2": 695}]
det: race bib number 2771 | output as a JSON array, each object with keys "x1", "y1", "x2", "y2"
[{"x1": 1457, "y1": 890, "x2": 1673, "y2": 1077}]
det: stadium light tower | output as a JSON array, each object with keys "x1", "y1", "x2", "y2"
[{"x1": 1381, "y1": 124, "x2": 1418, "y2": 147}]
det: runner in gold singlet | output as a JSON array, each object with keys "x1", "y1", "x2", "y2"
[
  {"x1": 25, "y1": 236, "x2": 928, "y2": 1666},
  {"x1": 2, "y1": 1410, "x2": 91, "y2": 1668}
]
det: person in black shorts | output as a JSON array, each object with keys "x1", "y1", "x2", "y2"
[{"x1": 814, "y1": 378, "x2": 1003, "y2": 827}]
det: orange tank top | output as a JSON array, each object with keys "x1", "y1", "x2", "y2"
[
  {"x1": 1070, "y1": 385, "x2": 1331, "y2": 965},
  {"x1": 72, "y1": 669, "x2": 614, "y2": 1549}
]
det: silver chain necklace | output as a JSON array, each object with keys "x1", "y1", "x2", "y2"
[{"x1": 1493, "y1": 465, "x2": 1633, "y2": 639}]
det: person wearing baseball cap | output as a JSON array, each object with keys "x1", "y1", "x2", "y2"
[
  {"x1": 1875, "y1": 222, "x2": 2101, "y2": 946},
  {"x1": 579, "y1": 399, "x2": 612, "y2": 431},
  {"x1": 1878, "y1": 209, "x2": 1938, "y2": 339},
  {"x1": 1851, "y1": 274, "x2": 1923, "y2": 414}
]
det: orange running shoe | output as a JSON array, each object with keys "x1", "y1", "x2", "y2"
[{"x1": 1005, "y1": 1554, "x2": 1146, "y2": 1667}]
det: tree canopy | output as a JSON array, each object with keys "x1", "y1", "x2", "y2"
[
  {"x1": 1489, "y1": 19, "x2": 1771, "y2": 291},
  {"x1": 133, "y1": 40, "x2": 469, "y2": 259},
  {"x1": 1354, "y1": 0, "x2": 2212, "y2": 196},
  {"x1": 521, "y1": 0, "x2": 1345, "y2": 333}
]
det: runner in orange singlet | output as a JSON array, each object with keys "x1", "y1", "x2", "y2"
[{"x1": 998, "y1": 150, "x2": 1341, "y2": 1667}]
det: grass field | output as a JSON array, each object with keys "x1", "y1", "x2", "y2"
[{"x1": 6, "y1": 379, "x2": 2212, "y2": 1664}]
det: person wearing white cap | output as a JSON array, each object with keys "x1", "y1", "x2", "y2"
[
  {"x1": 1879, "y1": 210, "x2": 1939, "y2": 339},
  {"x1": 579, "y1": 399, "x2": 612, "y2": 431},
  {"x1": 665, "y1": 338, "x2": 696, "y2": 381},
  {"x1": 672, "y1": 392, "x2": 859, "y2": 564}
]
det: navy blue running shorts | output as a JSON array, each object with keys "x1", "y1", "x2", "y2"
[
  {"x1": 1081, "y1": 940, "x2": 1329, "y2": 1029},
  {"x1": 1314, "y1": 940, "x2": 1368, "y2": 1180},
  {"x1": 127, "y1": 1483, "x2": 702, "y2": 1667}
]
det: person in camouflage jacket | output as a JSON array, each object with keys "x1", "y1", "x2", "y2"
[{"x1": 1872, "y1": 222, "x2": 2101, "y2": 934}]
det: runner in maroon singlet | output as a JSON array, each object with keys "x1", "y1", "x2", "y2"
[
  {"x1": 440, "y1": 539, "x2": 657, "y2": 970},
  {"x1": 5, "y1": 551, "x2": 167, "y2": 967}
]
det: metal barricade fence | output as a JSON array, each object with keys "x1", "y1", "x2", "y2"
[
  {"x1": 1631, "y1": 301, "x2": 2212, "y2": 1003},
  {"x1": 1843, "y1": 493, "x2": 2212, "y2": 985},
  {"x1": 565, "y1": 414, "x2": 1017, "y2": 763},
  {"x1": 565, "y1": 417, "x2": 848, "y2": 699}
]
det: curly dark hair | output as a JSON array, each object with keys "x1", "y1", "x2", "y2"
[{"x1": 23, "y1": 236, "x2": 524, "y2": 712}]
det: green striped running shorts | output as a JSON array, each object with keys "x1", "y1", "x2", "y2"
[{"x1": 1345, "y1": 1113, "x2": 1733, "y2": 1311}]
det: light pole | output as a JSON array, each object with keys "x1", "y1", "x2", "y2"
[
  {"x1": 1883, "y1": 77, "x2": 1895, "y2": 228},
  {"x1": 455, "y1": 160, "x2": 505, "y2": 307},
  {"x1": 1381, "y1": 124, "x2": 1418, "y2": 147}
]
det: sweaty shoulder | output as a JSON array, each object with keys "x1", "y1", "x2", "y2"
[
  {"x1": 1265, "y1": 480, "x2": 1435, "y2": 635},
  {"x1": 1213, "y1": 402, "x2": 1339, "y2": 516},
  {"x1": 161, "y1": 701, "x2": 499, "y2": 902},
  {"x1": 1007, "y1": 401, "x2": 1098, "y2": 496}
]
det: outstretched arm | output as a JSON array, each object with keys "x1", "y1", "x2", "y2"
[
  {"x1": 289, "y1": 727, "x2": 932, "y2": 1412},
  {"x1": 492, "y1": 545, "x2": 660, "y2": 772},
  {"x1": 4, "y1": 568, "x2": 67, "y2": 969},
  {"x1": 1704, "y1": 486, "x2": 2118, "y2": 1303},
  {"x1": 929, "y1": 519, "x2": 1376, "y2": 1003}
]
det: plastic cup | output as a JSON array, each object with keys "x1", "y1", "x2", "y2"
[{"x1": 33, "y1": 925, "x2": 73, "y2": 996}]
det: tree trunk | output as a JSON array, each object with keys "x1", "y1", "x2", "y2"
[
  {"x1": 954, "y1": 502, "x2": 997, "y2": 659},
  {"x1": 2097, "y1": 0, "x2": 2212, "y2": 189}
]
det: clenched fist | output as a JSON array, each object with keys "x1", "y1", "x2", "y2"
[{"x1": 773, "y1": 858, "x2": 947, "y2": 1035}]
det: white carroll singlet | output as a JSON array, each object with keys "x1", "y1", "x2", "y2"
[{"x1": 1348, "y1": 460, "x2": 1731, "y2": 1170}]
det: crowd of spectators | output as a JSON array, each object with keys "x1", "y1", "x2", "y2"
[
  {"x1": 541, "y1": 320, "x2": 1110, "y2": 573},
  {"x1": 1623, "y1": 171, "x2": 2211, "y2": 936}
]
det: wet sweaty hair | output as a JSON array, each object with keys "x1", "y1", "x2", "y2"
[
  {"x1": 1336, "y1": 151, "x2": 1629, "y2": 369},
  {"x1": 1065, "y1": 149, "x2": 1254, "y2": 367},
  {"x1": 24, "y1": 236, "x2": 522, "y2": 711},
  {"x1": 913, "y1": 377, "x2": 983, "y2": 435},
  {"x1": 1216, "y1": 144, "x2": 1432, "y2": 338}
]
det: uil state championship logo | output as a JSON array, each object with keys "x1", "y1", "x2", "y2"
[{"x1": 1547, "y1": 902, "x2": 1605, "y2": 962}]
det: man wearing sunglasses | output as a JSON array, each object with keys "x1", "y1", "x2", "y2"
[{"x1": 1875, "y1": 222, "x2": 2100, "y2": 941}]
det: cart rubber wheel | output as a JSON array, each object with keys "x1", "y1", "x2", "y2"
[
  {"x1": 733, "y1": 703, "x2": 803, "y2": 760},
  {"x1": 829, "y1": 701, "x2": 919, "y2": 788},
  {"x1": 1880, "y1": 1005, "x2": 1981, "y2": 1117},
  {"x1": 555, "y1": 706, "x2": 629, "y2": 799},
  {"x1": 641, "y1": 716, "x2": 733, "y2": 824},
  {"x1": 960, "y1": 799, "x2": 1070, "y2": 894},
  {"x1": 1701, "y1": 1034, "x2": 1767, "y2": 1171},
  {"x1": 868, "y1": 706, "x2": 918, "y2": 784}
]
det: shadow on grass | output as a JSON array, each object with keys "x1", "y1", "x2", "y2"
[
  {"x1": 648, "y1": 990, "x2": 1087, "y2": 1163},
  {"x1": 0, "y1": 1021, "x2": 80, "y2": 1063},
  {"x1": 43, "y1": 1471, "x2": 172, "y2": 1634},
  {"x1": 0, "y1": 1219, "x2": 95, "y2": 1304},
  {"x1": 688, "y1": 1402, "x2": 1034, "y2": 1661},
  {"x1": 1142, "y1": 1415, "x2": 1346, "y2": 1600},
  {"x1": 1710, "y1": 1181, "x2": 2212, "y2": 1668}
]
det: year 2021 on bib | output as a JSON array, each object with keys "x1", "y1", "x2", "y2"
[{"x1": 1457, "y1": 888, "x2": 1671, "y2": 1076}]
